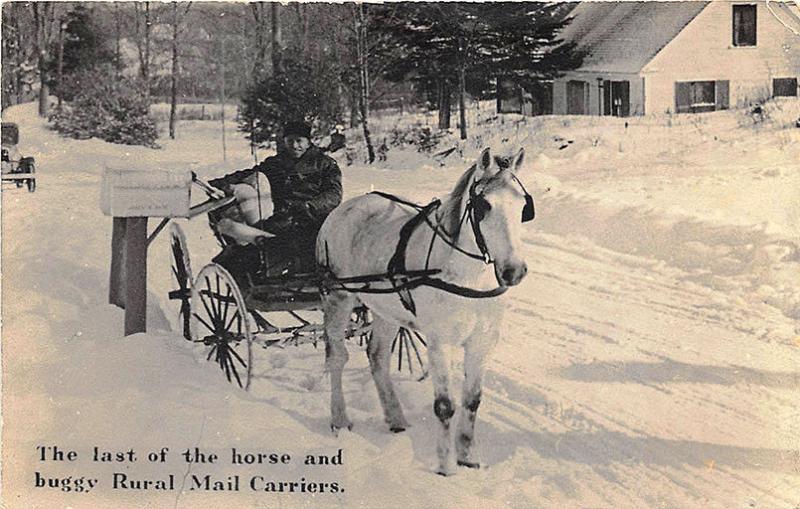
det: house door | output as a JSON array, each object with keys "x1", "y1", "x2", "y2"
[
  {"x1": 603, "y1": 80, "x2": 630, "y2": 116},
  {"x1": 566, "y1": 80, "x2": 588, "y2": 115}
]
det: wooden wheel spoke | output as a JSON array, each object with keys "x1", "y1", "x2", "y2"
[
  {"x1": 227, "y1": 342, "x2": 247, "y2": 368},
  {"x1": 204, "y1": 276, "x2": 220, "y2": 321},
  {"x1": 224, "y1": 308, "x2": 239, "y2": 332},
  {"x1": 397, "y1": 330, "x2": 405, "y2": 371},
  {"x1": 404, "y1": 333, "x2": 414, "y2": 374},
  {"x1": 221, "y1": 286, "x2": 232, "y2": 326},
  {"x1": 408, "y1": 331, "x2": 425, "y2": 370},
  {"x1": 198, "y1": 288, "x2": 219, "y2": 328},
  {"x1": 194, "y1": 312, "x2": 216, "y2": 335}
]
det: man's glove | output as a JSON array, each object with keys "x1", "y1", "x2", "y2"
[
  {"x1": 288, "y1": 202, "x2": 314, "y2": 222},
  {"x1": 257, "y1": 213, "x2": 295, "y2": 236},
  {"x1": 208, "y1": 178, "x2": 234, "y2": 196}
]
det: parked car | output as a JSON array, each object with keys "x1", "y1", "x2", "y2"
[{"x1": 2, "y1": 122, "x2": 36, "y2": 192}]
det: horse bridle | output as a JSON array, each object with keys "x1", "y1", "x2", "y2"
[{"x1": 429, "y1": 172, "x2": 535, "y2": 266}]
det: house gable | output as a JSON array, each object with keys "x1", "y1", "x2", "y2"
[
  {"x1": 644, "y1": 0, "x2": 800, "y2": 78},
  {"x1": 561, "y1": 2, "x2": 709, "y2": 74},
  {"x1": 643, "y1": 0, "x2": 800, "y2": 111}
]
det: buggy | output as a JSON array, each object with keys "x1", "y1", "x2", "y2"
[
  {"x1": 167, "y1": 176, "x2": 428, "y2": 390},
  {"x1": 1, "y1": 122, "x2": 36, "y2": 193}
]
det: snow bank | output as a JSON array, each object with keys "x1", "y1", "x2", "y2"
[{"x1": 3, "y1": 99, "x2": 799, "y2": 509}]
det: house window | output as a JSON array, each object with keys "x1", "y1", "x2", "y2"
[
  {"x1": 773, "y1": 77, "x2": 798, "y2": 97},
  {"x1": 733, "y1": 5, "x2": 757, "y2": 46},
  {"x1": 675, "y1": 80, "x2": 729, "y2": 113}
]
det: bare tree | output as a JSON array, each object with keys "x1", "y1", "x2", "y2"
[
  {"x1": 168, "y1": 2, "x2": 192, "y2": 139},
  {"x1": 249, "y1": 2, "x2": 268, "y2": 79},
  {"x1": 32, "y1": 2, "x2": 60, "y2": 117},
  {"x1": 56, "y1": 16, "x2": 66, "y2": 108},
  {"x1": 354, "y1": 3, "x2": 375, "y2": 163},
  {"x1": 3, "y1": 3, "x2": 36, "y2": 107},
  {"x1": 133, "y1": 1, "x2": 152, "y2": 95},
  {"x1": 271, "y1": 2, "x2": 282, "y2": 75},
  {"x1": 113, "y1": 3, "x2": 122, "y2": 76}
]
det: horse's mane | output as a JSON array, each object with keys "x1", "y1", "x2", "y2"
[{"x1": 442, "y1": 163, "x2": 480, "y2": 236}]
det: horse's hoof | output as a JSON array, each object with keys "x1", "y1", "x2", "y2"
[
  {"x1": 390, "y1": 426, "x2": 406, "y2": 433},
  {"x1": 435, "y1": 466, "x2": 457, "y2": 477},
  {"x1": 457, "y1": 459, "x2": 481, "y2": 469}
]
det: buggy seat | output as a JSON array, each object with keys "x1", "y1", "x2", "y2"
[{"x1": 206, "y1": 183, "x2": 317, "y2": 285}]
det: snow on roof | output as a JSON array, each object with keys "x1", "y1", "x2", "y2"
[{"x1": 561, "y1": 1, "x2": 709, "y2": 74}]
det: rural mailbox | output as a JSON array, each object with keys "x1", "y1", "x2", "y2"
[
  {"x1": 100, "y1": 167, "x2": 193, "y2": 218},
  {"x1": 101, "y1": 167, "x2": 195, "y2": 336}
]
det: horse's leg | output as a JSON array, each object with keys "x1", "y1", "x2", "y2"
[
  {"x1": 455, "y1": 325, "x2": 500, "y2": 468},
  {"x1": 323, "y1": 290, "x2": 355, "y2": 432},
  {"x1": 427, "y1": 335, "x2": 457, "y2": 476},
  {"x1": 367, "y1": 317, "x2": 409, "y2": 432}
]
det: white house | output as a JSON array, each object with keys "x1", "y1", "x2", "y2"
[{"x1": 552, "y1": 1, "x2": 800, "y2": 116}]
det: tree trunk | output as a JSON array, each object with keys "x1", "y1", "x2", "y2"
[
  {"x1": 438, "y1": 79, "x2": 451, "y2": 130},
  {"x1": 271, "y1": 3, "x2": 282, "y2": 75},
  {"x1": 144, "y1": 2, "x2": 151, "y2": 94},
  {"x1": 355, "y1": 4, "x2": 374, "y2": 164},
  {"x1": 13, "y1": 8, "x2": 24, "y2": 105},
  {"x1": 56, "y1": 19, "x2": 65, "y2": 108},
  {"x1": 220, "y1": 38, "x2": 227, "y2": 161},
  {"x1": 458, "y1": 64, "x2": 467, "y2": 140},
  {"x1": 38, "y1": 53, "x2": 49, "y2": 117},
  {"x1": 250, "y1": 2, "x2": 268, "y2": 79},
  {"x1": 349, "y1": 93, "x2": 359, "y2": 128},
  {"x1": 301, "y1": 4, "x2": 310, "y2": 56},
  {"x1": 169, "y1": 3, "x2": 179, "y2": 139},
  {"x1": 114, "y1": 4, "x2": 121, "y2": 76},
  {"x1": 33, "y1": 3, "x2": 54, "y2": 117}
]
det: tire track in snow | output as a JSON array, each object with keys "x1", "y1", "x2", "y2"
[{"x1": 480, "y1": 227, "x2": 800, "y2": 507}]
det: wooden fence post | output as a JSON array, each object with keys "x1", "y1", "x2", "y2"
[{"x1": 124, "y1": 217, "x2": 148, "y2": 335}]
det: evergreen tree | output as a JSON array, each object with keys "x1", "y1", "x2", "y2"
[
  {"x1": 239, "y1": 57, "x2": 343, "y2": 148},
  {"x1": 49, "y1": 5, "x2": 115, "y2": 102},
  {"x1": 372, "y1": 2, "x2": 582, "y2": 137}
]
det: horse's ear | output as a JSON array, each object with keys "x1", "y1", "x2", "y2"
[
  {"x1": 512, "y1": 148, "x2": 525, "y2": 173},
  {"x1": 477, "y1": 147, "x2": 492, "y2": 174}
]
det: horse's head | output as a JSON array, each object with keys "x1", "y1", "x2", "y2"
[{"x1": 456, "y1": 147, "x2": 533, "y2": 287}]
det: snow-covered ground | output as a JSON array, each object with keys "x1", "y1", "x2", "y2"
[{"x1": 2, "y1": 100, "x2": 799, "y2": 509}]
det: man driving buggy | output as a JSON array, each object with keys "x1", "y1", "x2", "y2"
[{"x1": 209, "y1": 121, "x2": 343, "y2": 278}]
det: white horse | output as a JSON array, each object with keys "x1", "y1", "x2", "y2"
[{"x1": 316, "y1": 147, "x2": 531, "y2": 475}]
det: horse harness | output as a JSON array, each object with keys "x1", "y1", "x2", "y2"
[{"x1": 352, "y1": 172, "x2": 534, "y2": 314}]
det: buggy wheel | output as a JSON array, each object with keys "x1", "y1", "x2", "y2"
[
  {"x1": 168, "y1": 223, "x2": 193, "y2": 340},
  {"x1": 191, "y1": 264, "x2": 254, "y2": 390}
]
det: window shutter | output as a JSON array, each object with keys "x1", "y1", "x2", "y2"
[
  {"x1": 715, "y1": 80, "x2": 730, "y2": 110},
  {"x1": 621, "y1": 81, "x2": 630, "y2": 117},
  {"x1": 603, "y1": 80, "x2": 611, "y2": 115},
  {"x1": 675, "y1": 82, "x2": 691, "y2": 113}
]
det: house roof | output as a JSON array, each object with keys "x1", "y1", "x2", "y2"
[{"x1": 560, "y1": 1, "x2": 709, "y2": 74}]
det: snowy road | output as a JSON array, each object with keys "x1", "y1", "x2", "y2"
[{"x1": 2, "y1": 103, "x2": 799, "y2": 508}]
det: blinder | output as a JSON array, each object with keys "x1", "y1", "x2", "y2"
[
  {"x1": 512, "y1": 174, "x2": 535, "y2": 223},
  {"x1": 522, "y1": 193, "x2": 535, "y2": 222}
]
